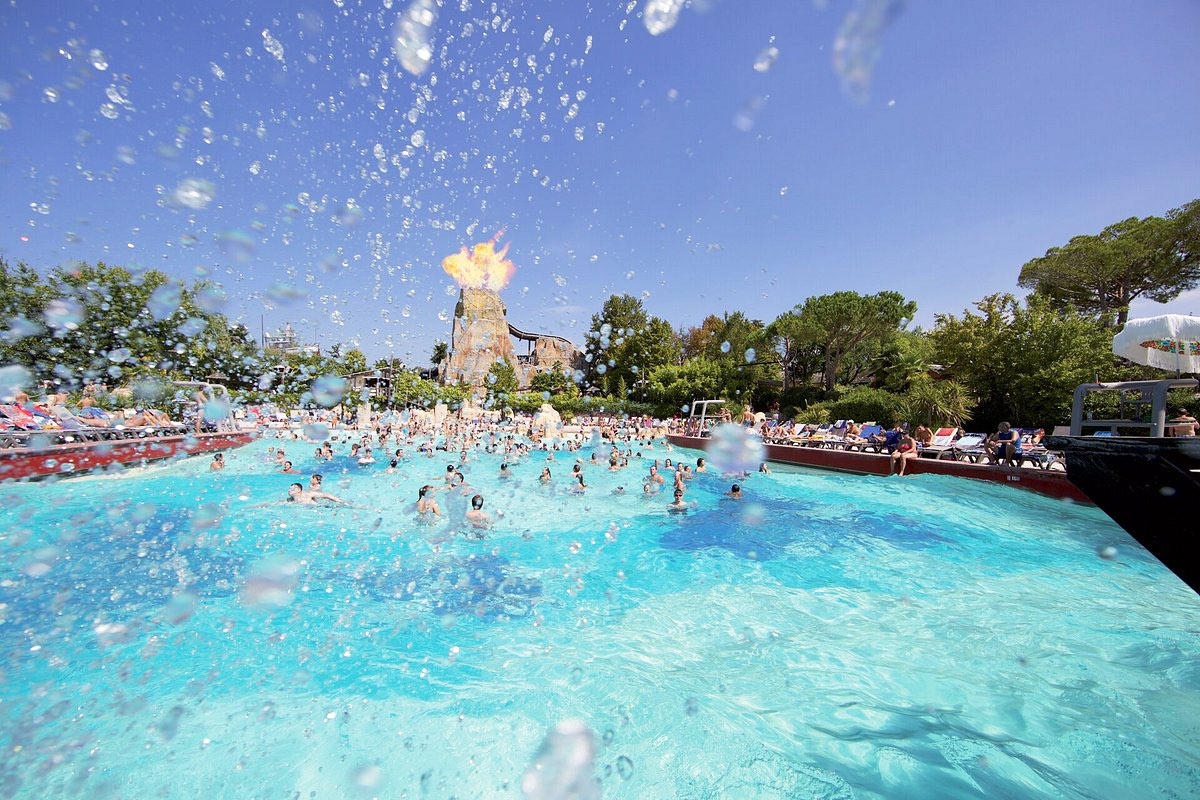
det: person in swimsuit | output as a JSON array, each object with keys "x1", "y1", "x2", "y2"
[
  {"x1": 416, "y1": 485, "x2": 443, "y2": 516},
  {"x1": 889, "y1": 432, "x2": 918, "y2": 476},
  {"x1": 280, "y1": 460, "x2": 300, "y2": 475},
  {"x1": 286, "y1": 482, "x2": 347, "y2": 505},
  {"x1": 726, "y1": 483, "x2": 743, "y2": 499},
  {"x1": 667, "y1": 488, "x2": 688, "y2": 511},
  {"x1": 210, "y1": 453, "x2": 225, "y2": 470},
  {"x1": 539, "y1": 467, "x2": 552, "y2": 483}
]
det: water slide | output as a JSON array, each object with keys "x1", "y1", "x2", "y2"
[{"x1": 507, "y1": 322, "x2": 573, "y2": 346}]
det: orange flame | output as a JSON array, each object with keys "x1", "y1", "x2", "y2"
[{"x1": 441, "y1": 231, "x2": 517, "y2": 291}]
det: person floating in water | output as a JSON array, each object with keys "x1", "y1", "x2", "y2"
[
  {"x1": 667, "y1": 488, "x2": 688, "y2": 511},
  {"x1": 499, "y1": 462, "x2": 511, "y2": 479},
  {"x1": 695, "y1": 457, "x2": 706, "y2": 473},
  {"x1": 539, "y1": 467, "x2": 552, "y2": 483},
  {"x1": 758, "y1": 462, "x2": 771, "y2": 474},
  {"x1": 210, "y1": 453, "x2": 225, "y2": 470},
  {"x1": 726, "y1": 483, "x2": 743, "y2": 499},
  {"x1": 280, "y1": 460, "x2": 300, "y2": 474},
  {"x1": 287, "y1": 482, "x2": 347, "y2": 505}
]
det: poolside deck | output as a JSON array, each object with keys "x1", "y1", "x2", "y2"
[
  {"x1": 667, "y1": 434, "x2": 1091, "y2": 504},
  {"x1": 0, "y1": 430, "x2": 257, "y2": 481}
]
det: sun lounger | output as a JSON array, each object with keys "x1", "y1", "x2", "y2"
[
  {"x1": 951, "y1": 433, "x2": 987, "y2": 462},
  {"x1": 920, "y1": 427, "x2": 959, "y2": 459}
]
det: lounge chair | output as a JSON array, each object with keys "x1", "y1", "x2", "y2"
[
  {"x1": 920, "y1": 427, "x2": 960, "y2": 459},
  {"x1": 951, "y1": 433, "x2": 987, "y2": 462},
  {"x1": 844, "y1": 424, "x2": 883, "y2": 451}
]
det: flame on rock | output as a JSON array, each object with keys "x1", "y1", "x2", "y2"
[{"x1": 441, "y1": 231, "x2": 517, "y2": 291}]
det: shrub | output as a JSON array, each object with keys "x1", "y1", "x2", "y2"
[
  {"x1": 793, "y1": 404, "x2": 830, "y2": 424},
  {"x1": 825, "y1": 386, "x2": 901, "y2": 425}
]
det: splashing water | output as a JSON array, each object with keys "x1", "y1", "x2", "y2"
[
  {"x1": 643, "y1": 0, "x2": 685, "y2": 36},
  {"x1": 393, "y1": 0, "x2": 437, "y2": 76},
  {"x1": 706, "y1": 423, "x2": 765, "y2": 473},
  {"x1": 832, "y1": 0, "x2": 905, "y2": 103},
  {"x1": 520, "y1": 719, "x2": 600, "y2": 800},
  {"x1": 442, "y1": 231, "x2": 517, "y2": 291}
]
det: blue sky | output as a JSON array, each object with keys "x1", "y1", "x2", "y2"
[{"x1": 1, "y1": 0, "x2": 1198, "y2": 363}]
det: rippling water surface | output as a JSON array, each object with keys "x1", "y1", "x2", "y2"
[{"x1": 1, "y1": 437, "x2": 1197, "y2": 798}]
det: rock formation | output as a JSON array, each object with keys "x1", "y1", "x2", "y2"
[{"x1": 441, "y1": 287, "x2": 522, "y2": 387}]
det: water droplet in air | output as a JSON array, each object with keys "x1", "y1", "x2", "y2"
[
  {"x1": 44, "y1": 298, "x2": 83, "y2": 332},
  {"x1": 744, "y1": 348, "x2": 756, "y2": 362},
  {"x1": 239, "y1": 555, "x2": 301, "y2": 609},
  {"x1": 753, "y1": 45, "x2": 779, "y2": 72},
  {"x1": 643, "y1": 0, "x2": 685, "y2": 36},
  {"x1": 171, "y1": 177, "x2": 216, "y2": 209},
  {"x1": 520, "y1": 719, "x2": 599, "y2": 800},
  {"x1": 261, "y1": 29, "x2": 285, "y2": 63},
  {"x1": 43, "y1": 87, "x2": 60, "y2": 103},
  {"x1": 393, "y1": 0, "x2": 437, "y2": 76},
  {"x1": 720, "y1": 340, "x2": 731, "y2": 353},
  {"x1": 88, "y1": 48, "x2": 109, "y2": 71},
  {"x1": 707, "y1": 423, "x2": 765, "y2": 474},
  {"x1": 311, "y1": 375, "x2": 348, "y2": 407},
  {"x1": 147, "y1": 283, "x2": 182, "y2": 320}
]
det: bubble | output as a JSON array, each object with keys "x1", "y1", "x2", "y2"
[
  {"x1": 44, "y1": 298, "x2": 84, "y2": 332},
  {"x1": 520, "y1": 719, "x2": 599, "y2": 800},
  {"x1": 0, "y1": 112, "x2": 9, "y2": 131},
  {"x1": 744, "y1": 348, "x2": 756, "y2": 362},
  {"x1": 43, "y1": 87, "x2": 60, "y2": 103},
  {"x1": 720, "y1": 340, "x2": 731, "y2": 353},
  {"x1": 107, "y1": 347, "x2": 131, "y2": 363},
  {"x1": 194, "y1": 285, "x2": 227, "y2": 312},
  {"x1": 193, "y1": 503, "x2": 223, "y2": 529},
  {"x1": 2, "y1": 316, "x2": 42, "y2": 341},
  {"x1": 88, "y1": 48, "x2": 109, "y2": 71},
  {"x1": 707, "y1": 423, "x2": 765, "y2": 474},
  {"x1": 171, "y1": 178, "x2": 216, "y2": 209},
  {"x1": 832, "y1": 0, "x2": 904, "y2": 103},
  {"x1": 147, "y1": 283, "x2": 182, "y2": 320},
  {"x1": 239, "y1": 554, "x2": 301, "y2": 609},
  {"x1": 179, "y1": 316, "x2": 207, "y2": 337},
  {"x1": 311, "y1": 375, "x2": 348, "y2": 407},
  {"x1": 93, "y1": 622, "x2": 133, "y2": 647},
  {"x1": 779, "y1": 186, "x2": 789, "y2": 196},
  {"x1": 753, "y1": 45, "x2": 779, "y2": 72},
  {"x1": 116, "y1": 145, "x2": 136, "y2": 164},
  {"x1": 99, "y1": 103, "x2": 120, "y2": 120},
  {"x1": 1098, "y1": 546, "x2": 1118, "y2": 560},
  {"x1": 393, "y1": 0, "x2": 437, "y2": 76},
  {"x1": 616, "y1": 755, "x2": 634, "y2": 779},
  {"x1": 0, "y1": 365, "x2": 32, "y2": 402},
  {"x1": 643, "y1": 0, "x2": 685, "y2": 35}
]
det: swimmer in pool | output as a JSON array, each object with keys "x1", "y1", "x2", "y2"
[
  {"x1": 667, "y1": 488, "x2": 688, "y2": 511},
  {"x1": 539, "y1": 467, "x2": 552, "y2": 483},
  {"x1": 385, "y1": 459, "x2": 399, "y2": 474},
  {"x1": 499, "y1": 462, "x2": 511, "y2": 479},
  {"x1": 416, "y1": 485, "x2": 443, "y2": 516},
  {"x1": 647, "y1": 465, "x2": 665, "y2": 484},
  {"x1": 695, "y1": 457, "x2": 706, "y2": 473},
  {"x1": 286, "y1": 482, "x2": 347, "y2": 505},
  {"x1": 759, "y1": 462, "x2": 771, "y2": 474},
  {"x1": 210, "y1": 453, "x2": 225, "y2": 470},
  {"x1": 466, "y1": 494, "x2": 491, "y2": 528},
  {"x1": 280, "y1": 460, "x2": 300, "y2": 474},
  {"x1": 569, "y1": 474, "x2": 587, "y2": 493},
  {"x1": 726, "y1": 483, "x2": 743, "y2": 499},
  {"x1": 358, "y1": 448, "x2": 376, "y2": 465},
  {"x1": 309, "y1": 473, "x2": 324, "y2": 492}
]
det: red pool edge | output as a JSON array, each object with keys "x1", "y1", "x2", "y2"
[
  {"x1": 0, "y1": 430, "x2": 258, "y2": 481},
  {"x1": 667, "y1": 433, "x2": 1092, "y2": 505}
]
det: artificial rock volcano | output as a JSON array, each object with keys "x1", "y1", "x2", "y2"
[{"x1": 439, "y1": 287, "x2": 579, "y2": 388}]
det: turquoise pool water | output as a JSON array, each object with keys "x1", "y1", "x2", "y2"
[{"x1": 1, "y1": 436, "x2": 1198, "y2": 798}]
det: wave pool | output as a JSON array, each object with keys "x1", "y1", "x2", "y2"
[{"x1": 1, "y1": 436, "x2": 1197, "y2": 798}]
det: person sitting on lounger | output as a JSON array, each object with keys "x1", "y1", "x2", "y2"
[
  {"x1": 989, "y1": 422, "x2": 1021, "y2": 465},
  {"x1": 913, "y1": 425, "x2": 933, "y2": 448}
]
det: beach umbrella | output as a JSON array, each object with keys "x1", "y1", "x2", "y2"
[{"x1": 1112, "y1": 314, "x2": 1200, "y2": 373}]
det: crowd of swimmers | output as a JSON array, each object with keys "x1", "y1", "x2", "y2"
[{"x1": 210, "y1": 415, "x2": 768, "y2": 526}]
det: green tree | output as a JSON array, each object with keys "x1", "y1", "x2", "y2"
[
  {"x1": 530, "y1": 369, "x2": 571, "y2": 395},
  {"x1": 679, "y1": 315, "x2": 723, "y2": 361},
  {"x1": 431, "y1": 341, "x2": 448, "y2": 366},
  {"x1": 930, "y1": 293, "x2": 1111, "y2": 430},
  {"x1": 486, "y1": 358, "x2": 518, "y2": 398},
  {"x1": 898, "y1": 378, "x2": 976, "y2": 428},
  {"x1": 1018, "y1": 199, "x2": 1200, "y2": 327},
  {"x1": 584, "y1": 294, "x2": 680, "y2": 395},
  {"x1": 340, "y1": 347, "x2": 367, "y2": 375},
  {"x1": 797, "y1": 291, "x2": 918, "y2": 392},
  {"x1": 766, "y1": 309, "x2": 822, "y2": 390}
]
